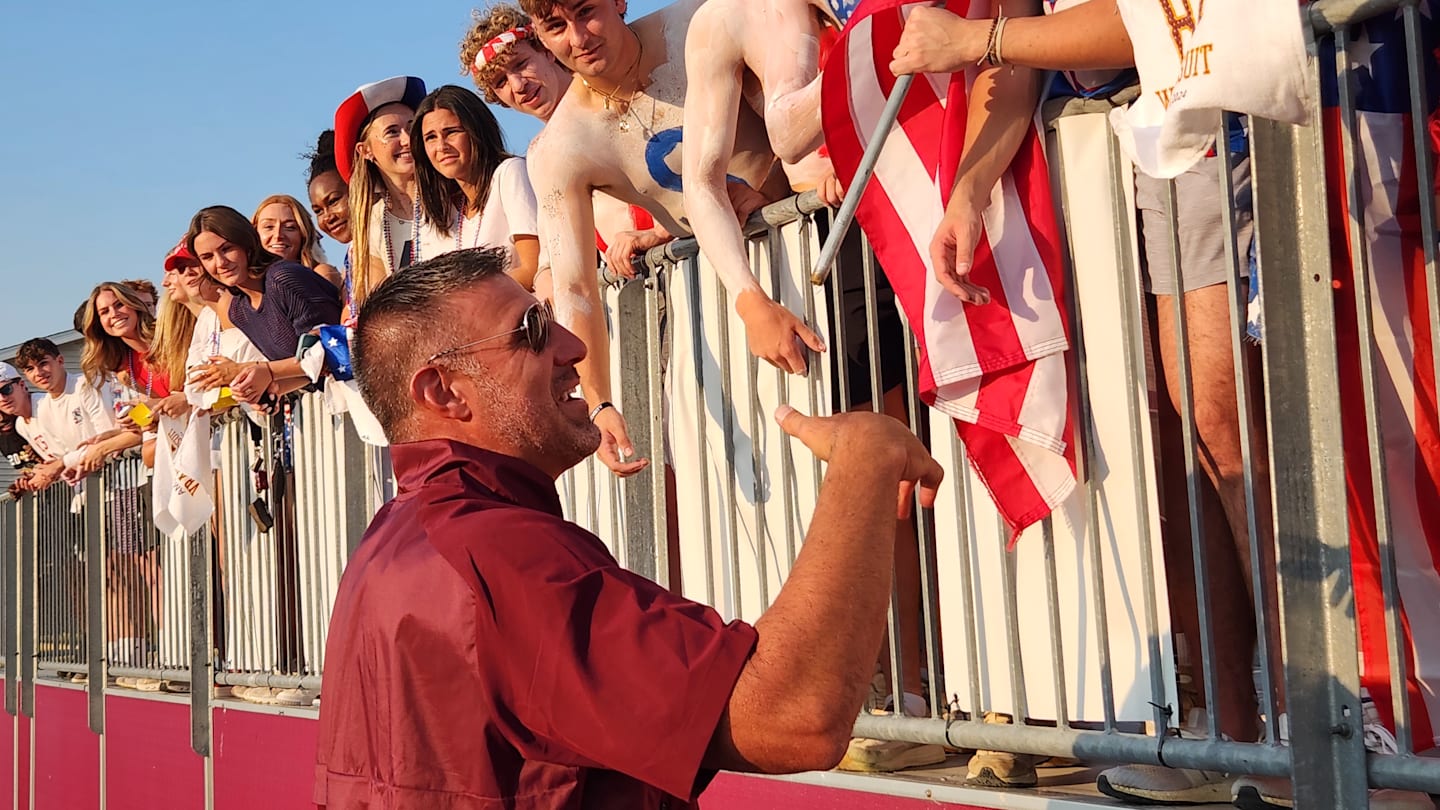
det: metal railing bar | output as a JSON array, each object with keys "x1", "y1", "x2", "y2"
[
  {"x1": 686, "y1": 258, "x2": 717, "y2": 607},
  {"x1": 998, "y1": 520, "x2": 1029, "y2": 723},
  {"x1": 645, "y1": 265, "x2": 670, "y2": 589},
  {"x1": 852, "y1": 713, "x2": 1292, "y2": 776},
  {"x1": 1041, "y1": 518, "x2": 1071, "y2": 729},
  {"x1": 1214, "y1": 116, "x2": 1278, "y2": 744},
  {"x1": 949, "y1": 431, "x2": 985, "y2": 719},
  {"x1": 898, "y1": 309, "x2": 944, "y2": 718},
  {"x1": 1164, "y1": 177, "x2": 1224, "y2": 737},
  {"x1": 716, "y1": 276, "x2": 743, "y2": 620},
  {"x1": 770, "y1": 227, "x2": 800, "y2": 571},
  {"x1": 747, "y1": 239, "x2": 771, "y2": 610}
]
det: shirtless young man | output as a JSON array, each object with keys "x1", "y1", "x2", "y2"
[
  {"x1": 524, "y1": 0, "x2": 826, "y2": 475},
  {"x1": 461, "y1": 4, "x2": 673, "y2": 288}
]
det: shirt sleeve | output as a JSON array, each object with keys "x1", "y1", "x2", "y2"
[
  {"x1": 498, "y1": 157, "x2": 539, "y2": 240},
  {"x1": 463, "y1": 510, "x2": 756, "y2": 800},
  {"x1": 272, "y1": 264, "x2": 343, "y2": 345},
  {"x1": 81, "y1": 379, "x2": 117, "y2": 434}
]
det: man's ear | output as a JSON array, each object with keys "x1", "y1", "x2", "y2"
[
  {"x1": 409, "y1": 366, "x2": 473, "y2": 422},
  {"x1": 615, "y1": 0, "x2": 627, "y2": 17}
]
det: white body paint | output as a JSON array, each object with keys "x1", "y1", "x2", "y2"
[{"x1": 528, "y1": 0, "x2": 784, "y2": 405}]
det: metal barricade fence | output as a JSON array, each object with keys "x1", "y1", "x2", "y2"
[
  {"x1": 0, "y1": 0, "x2": 1435, "y2": 803},
  {"x1": 30, "y1": 477, "x2": 86, "y2": 680}
]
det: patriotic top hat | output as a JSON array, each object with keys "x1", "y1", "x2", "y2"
[{"x1": 333, "y1": 76, "x2": 428, "y2": 183}]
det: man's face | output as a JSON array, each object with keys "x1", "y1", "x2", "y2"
[
  {"x1": 533, "y1": 0, "x2": 630, "y2": 79},
  {"x1": 21, "y1": 356, "x2": 64, "y2": 396},
  {"x1": 427, "y1": 279, "x2": 599, "y2": 477},
  {"x1": 490, "y1": 42, "x2": 572, "y2": 122},
  {"x1": 0, "y1": 377, "x2": 25, "y2": 416}
]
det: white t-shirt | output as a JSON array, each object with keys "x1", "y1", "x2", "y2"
[
  {"x1": 368, "y1": 198, "x2": 447, "y2": 273},
  {"x1": 418, "y1": 157, "x2": 538, "y2": 269},
  {"x1": 16, "y1": 374, "x2": 118, "y2": 461},
  {"x1": 185, "y1": 306, "x2": 268, "y2": 403}
]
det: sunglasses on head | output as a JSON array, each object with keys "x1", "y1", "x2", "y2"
[{"x1": 427, "y1": 300, "x2": 553, "y2": 363}]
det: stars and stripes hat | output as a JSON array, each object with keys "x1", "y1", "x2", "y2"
[{"x1": 333, "y1": 76, "x2": 428, "y2": 183}]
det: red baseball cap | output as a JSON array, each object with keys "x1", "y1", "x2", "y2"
[
  {"x1": 333, "y1": 76, "x2": 428, "y2": 183},
  {"x1": 163, "y1": 237, "x2": 198, "y2": 271}
]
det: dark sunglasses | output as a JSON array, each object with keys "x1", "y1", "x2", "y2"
[
  {"x1": 427, "y1": 300, "x2": 553, "y2": 363},
  {"x1": 0, "y1": 380, "x2": 22, "y2": 396}
]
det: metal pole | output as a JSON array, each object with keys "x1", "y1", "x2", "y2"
[
  {"x1": 85, "y1": 478, "x2": 104, "y2": 734},
  {"x1": 189, "y1": 527, "x2": 213, "y2": 757},
  {"x1": 812, "y1": 0, "x2": 949, "y2": 284},
  {"x1": 1251, "y1": 97, "x2": 1368, "y2": 810}
]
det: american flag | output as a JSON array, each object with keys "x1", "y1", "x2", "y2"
[
  {"x1": 1321, "y1": 7, "x2": 1440, "y2": 750},
  {"x1": 820, "y1": 0, "x2": 1077, "y2": 542}
]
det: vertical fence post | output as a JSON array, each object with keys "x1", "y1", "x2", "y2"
[
  {"x1": 85, "y1": 479, "x2": 104, "y2": 735},
  {"x1": 3, "y1": 498, "x2": 17, "y2": 717},
  {"x1": 339, "y1": 416, "x2": 370, "y2": 558},
  {"x1": 19, "y1": 492, "x2": 34, "y2": 719},
  {"x1": 616, "y1": 276, "x2": 663, "y2": 584},
  {"x1": 1250, "y1": 106, "x2": 1367, "y2": 805},
  {"x1": 189, "y1": 527, "x2": 212, "y2": 757}
]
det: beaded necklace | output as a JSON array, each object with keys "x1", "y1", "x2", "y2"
[
  {"x1": 126, "y1": 349, "x2": 153, "y2": 399},
  {"x1": 380, "y1": 190, "x2": 424, "y2": 271},
  {"x1": 454, "y1": 204, "x2": 485, "y2": 251}
]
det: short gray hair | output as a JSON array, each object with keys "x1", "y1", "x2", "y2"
[{"x1": 354, "y1": 247, "x2": 511, "y2": 440}]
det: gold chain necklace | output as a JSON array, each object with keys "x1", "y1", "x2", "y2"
[{"x1": 578, "y1": 29, "x2": 645, "y2": 130}]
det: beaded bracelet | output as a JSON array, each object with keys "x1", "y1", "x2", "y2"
[
  {"x1": 990, "y1": 16, "x2": 1009, "y2": 67},
  {"x1": 977, "y1": 16, "x2": 1000, "y2": 67}
]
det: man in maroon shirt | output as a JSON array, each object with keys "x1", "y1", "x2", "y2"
[{"x1": 315, "y1": 246, "x2": 944, "y2": 808}]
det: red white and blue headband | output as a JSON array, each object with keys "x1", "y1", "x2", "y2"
[{"x1": 471, "y1": 25, "x2": 534, "y2": 76}]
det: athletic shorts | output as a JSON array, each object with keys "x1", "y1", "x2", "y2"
[
  {"x1": 816, "y1": 212, "x2": 909, "y2": 411},
  {"x1": 1134, "y1": 153, "x2": 1254, "y2": 296}
]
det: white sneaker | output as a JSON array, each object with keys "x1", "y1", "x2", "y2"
[
  {"x1": 1231, "y1": 777, "x2": 1433, "y2": 809},
  {"x1": 273, "y1": 687, "x2": 317, "y2": 707},
  {"x1": 1360, "y1": 693, "x2": 1400, "y2": 755},
  {"x1": 1097, "y1": 764, "x2": 1235, "y2": 804}
]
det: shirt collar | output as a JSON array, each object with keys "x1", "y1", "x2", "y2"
[{"x1": 389, "y1": 438, "x2": 563, "y2": 516}]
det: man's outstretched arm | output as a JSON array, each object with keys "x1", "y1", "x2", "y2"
[{"x1": 703, "y1": 408, "x2": 944, "y2": 772}]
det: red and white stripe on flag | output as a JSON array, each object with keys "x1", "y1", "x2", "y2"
[
  {"x1": 821, "y1": 0, "x2": 1077, "y2": 541},
  {"x1": 1320, "y1": 14, "x2": 1440, "y2": 750},
  {"x1": 1326, "y1": 107, "x2": 1440, "y2": 751}
]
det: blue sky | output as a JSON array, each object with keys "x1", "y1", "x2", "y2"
[{"x1": 0, "y1": 0, "x2": 665, "y2": 351}]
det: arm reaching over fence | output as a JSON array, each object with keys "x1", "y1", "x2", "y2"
[{"x1": 704, "y1": 406, "x2": 943, "y2": 772}]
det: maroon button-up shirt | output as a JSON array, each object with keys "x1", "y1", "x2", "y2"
[{"x1": 314, "y1": 439, "x2": 758, "y2": 809}]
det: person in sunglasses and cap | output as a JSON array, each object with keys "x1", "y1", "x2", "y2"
[
  {"x1": 0, "y1": 363, "x2": 42, "y2": 495},
  {"x1": 315, "y1": 246, "x2": 946, "y2": 808}
]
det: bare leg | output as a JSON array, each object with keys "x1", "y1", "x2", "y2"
[{"x1": 1154, "y1": 285, "x2": 1276, "y2": 741}]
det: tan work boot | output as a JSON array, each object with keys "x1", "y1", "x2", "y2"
[
  {"x1": 964, "y1": 713, "x2": 1039, "y2": 788},
  {"x1": 836, "y1": 691, "x2": 947, "y2": 773}
]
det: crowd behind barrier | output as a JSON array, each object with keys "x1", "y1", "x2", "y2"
[{"x1": 1, "y1": 0, "x2": 1439, "y2": 805}]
